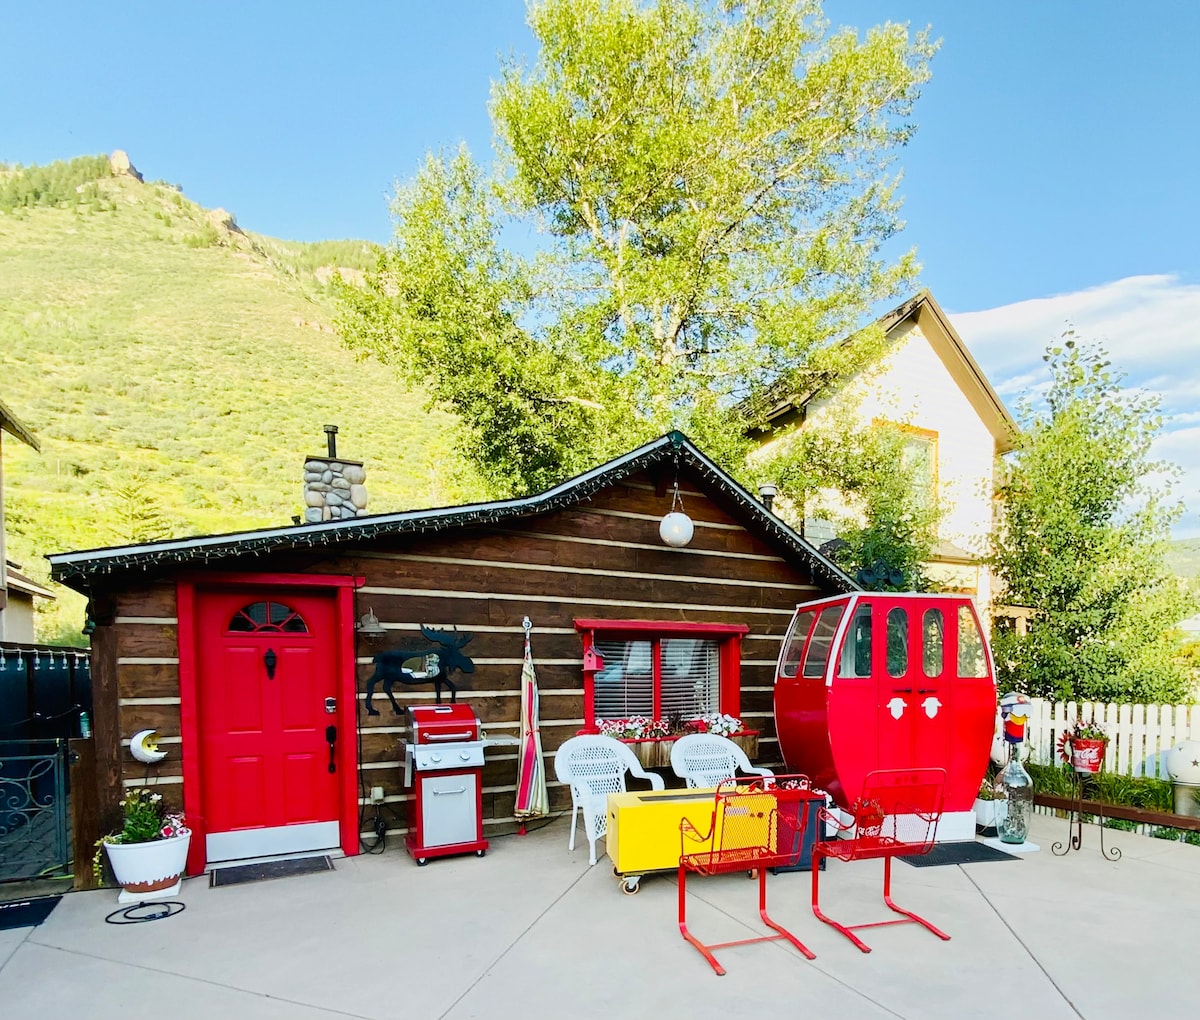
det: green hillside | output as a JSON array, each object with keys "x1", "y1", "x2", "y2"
[
  {"x1": 0, "y1": 155, "x2": 481, "y2": 643},
  {"x1": 1167, "y1": 538, "x2": 1200, "y2": 581}
]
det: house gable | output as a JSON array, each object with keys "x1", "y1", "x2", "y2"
[{"x1": 744, "y1": 291, "x2": 1018, "y2": 602}]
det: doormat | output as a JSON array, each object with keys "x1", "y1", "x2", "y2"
[
  {"x1": 901, "y1": 841, "x2": 1020, "y2": 867},
  {"x1": 0, "y1": 895, "x2": 62, "y2": 930},
  {"x1": 210, "y1": 855, "x2": 334, "y2": 888}
]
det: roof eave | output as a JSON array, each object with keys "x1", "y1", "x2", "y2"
[
  {"x1": 49, "y1": 431, "x2": 857, "y2": 595},
  {"x1": 0, "y1": 398, "x2": 39, "y2": 451}
]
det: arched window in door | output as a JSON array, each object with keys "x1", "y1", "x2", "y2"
[{"x1": 226, "y1": 600, "x2": 309, "y2": 633}]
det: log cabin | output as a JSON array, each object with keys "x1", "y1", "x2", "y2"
[{"x1": 49, "y1": 431, "x2": 854, "y2": 882}]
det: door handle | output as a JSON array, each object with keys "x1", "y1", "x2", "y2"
[
  {"x1": 917, "y1": 688, "x2": 936, "y2": 694},
  {"x1": 325, "y1": 724, "x2": 337, "y2": 774},
  {"x1": 891, "y1": 687, "x2": 913, "y2": 693}
]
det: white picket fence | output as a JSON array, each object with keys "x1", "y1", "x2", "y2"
[{"x1": 1024, "y1": 699, "x2": 1198, "y2": 780}]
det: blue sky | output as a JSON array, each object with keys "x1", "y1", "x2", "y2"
[{"x1": 4, "y1": 1, "x2": 1199, "y2": 526}]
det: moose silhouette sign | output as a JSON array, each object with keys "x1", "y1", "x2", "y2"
[{"x1": 364, "y1": 625, "x2": 475, "y2": 715}]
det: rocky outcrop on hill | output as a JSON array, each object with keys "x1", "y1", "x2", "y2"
[
  {"x1": 206, "y1": 207, "x2": 243, "y2": 235},
  {"x1": 109, "y1": 150, "x2": 143, "y2": 182}
]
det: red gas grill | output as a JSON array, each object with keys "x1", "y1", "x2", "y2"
[{"x1": 403, "y1": 704, "x2": 489, "y2": 865}]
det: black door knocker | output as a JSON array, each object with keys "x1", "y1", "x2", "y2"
[{"x1": 264, "y1": 647, "x2": 278, "y2": 680}]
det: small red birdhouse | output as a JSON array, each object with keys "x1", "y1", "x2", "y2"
[{"x1": 582, "y1": 646, "x2": 604, "y2": 673}]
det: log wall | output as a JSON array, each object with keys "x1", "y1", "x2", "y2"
[{"x1": 86, "y1": 470, "x2": 834, "y2": 849}]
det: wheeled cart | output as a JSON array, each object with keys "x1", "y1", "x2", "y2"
[
  {"x1": 605, "y1": 780, "x2": 821, "y2": 894},
  {"x1": 403, "y1": 705, "x2": 489, "y2": 865},
  {"x1": 606, "y1": 789, "x2": 722, "y2": 894}
]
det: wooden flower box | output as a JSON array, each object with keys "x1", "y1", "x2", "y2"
[{"x1": 619, "y1": 731, "x2": 760, "y2": 770}]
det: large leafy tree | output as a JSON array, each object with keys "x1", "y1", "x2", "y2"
[
  {"x1": 990, "y1": 337, "x2": 1194, "y2": 704},
  {"x1": 754, "y1": 409, "x2": 940, "y2": 590},
  {"x1": 338, "y1": 0, "x2": 935, "y2": 498}
]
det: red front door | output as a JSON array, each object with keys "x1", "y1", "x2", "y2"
[{"x1": 196, "y1": 589, "x2": 341, "y2": 861}]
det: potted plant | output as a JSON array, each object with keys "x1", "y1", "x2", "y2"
[
  {"x1": 1057, "y1": 719, "x2": 1108, "y2": 775},
  {"x1": 94, "y1": 788, "x2": 191, "y2": 902},
  {"x1": 974, "y1": 775, "x2": 1008, "y2": 832}
]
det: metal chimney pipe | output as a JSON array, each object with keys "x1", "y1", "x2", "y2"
[{"x1": 324, "y1": 424, "x2": 338, "y2": 458}]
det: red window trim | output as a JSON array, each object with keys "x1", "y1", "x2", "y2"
[{"x1": 574, "y1": 618, "x2": 749, "y2": 729}]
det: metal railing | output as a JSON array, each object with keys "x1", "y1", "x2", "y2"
[{"x1": 0, "y1": 738, "x2": 70, "y2": 882}]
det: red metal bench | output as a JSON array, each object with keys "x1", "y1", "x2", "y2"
[
  {"x1": 678, "y1": 775, "x2": 822, "y2": 976},
  {"x1": 811, "y1": 767, "x2": 951, "y2": 953}
]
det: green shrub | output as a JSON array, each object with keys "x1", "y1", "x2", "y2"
[
  {"x1": 1093, "y1": 772, "x2": 1175, "y2": 812},
  {"x1": 0, "y1": 155, "x2": 113, "y2": 211},
  {"x1": 182, "y1": 224, "x2": 221, "y2": 248},
  {"x1": 1148, "y1": 826, "x2": 1182, "y2": 841}
]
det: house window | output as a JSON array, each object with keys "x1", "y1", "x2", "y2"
[
  {"x1": 575, "y1": 619, "x2": 748, "y2": 729},
  {"x1": 227, "y1": 601, "x2": 308, "y2": 633},
  {"x1": 876, "y1": 420, "x2": 938, "y2": 511},
  {"x1": 900, "y1": 428, "x2": 938, "y2": 511}
]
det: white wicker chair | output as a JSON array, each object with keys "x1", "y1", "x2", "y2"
[
  {"x1": 669, "y1": 733, "x2": 774, "y2": 789},
  {"x1": 553, "y1": 735, "x2": 665, "y2": 865}
]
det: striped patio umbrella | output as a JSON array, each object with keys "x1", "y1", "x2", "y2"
[{"x1": 514, "y1": 616, "x2": 549, "y2": 831}]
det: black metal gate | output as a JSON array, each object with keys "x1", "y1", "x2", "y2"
[{"x1": 0, "y1": 739, "x2": 70, "y2": 883}]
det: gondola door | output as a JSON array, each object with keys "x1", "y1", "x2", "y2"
[{"x1": 873, "y1": 599, "x2": 952, "y2": 776}]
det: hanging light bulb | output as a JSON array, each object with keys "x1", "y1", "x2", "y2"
[{"x1": 659, "y1": 477, "x2": 694, "y2": 548}]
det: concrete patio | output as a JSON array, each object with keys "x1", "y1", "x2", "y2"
[{"x1": 0, "y1": 811, "x2": 1196, "y2": 1020}]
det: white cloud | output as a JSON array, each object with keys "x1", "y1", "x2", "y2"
[
  {"x1": 952, "y1": 274, "x2": 1200, "y2": 413},
  {"x1": 950, "y1": 276, "x2": 1200, "y2": 537}
]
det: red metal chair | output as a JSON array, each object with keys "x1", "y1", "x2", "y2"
[
  {"x1": 811, "y1": 767, "x2": 950, "y2": 953},
  {"x1": 678, "y1": 775, "x2": 821, "y2": 976}
]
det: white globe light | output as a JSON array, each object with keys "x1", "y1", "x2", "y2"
[
  {"x1": 659, "y1": 510, "x2": 694, "y2": 547},
  {"x1": 1166, "y1": 740, "x2": 1200, "y2": 785}
]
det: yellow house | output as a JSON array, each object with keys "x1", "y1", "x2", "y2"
[
  {"x1": 0, "y1": 397, "x2": 46, "y2": 643},
  {"x1": 747, "y1": 290, "x2": 1018, "y2": 611}
]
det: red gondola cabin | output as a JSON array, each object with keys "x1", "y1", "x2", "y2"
[{"x1": 774, "y1": 593, "x2": 996, "y2": 842}]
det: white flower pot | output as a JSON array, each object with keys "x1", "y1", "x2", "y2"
[
  {"x1": 104, "y1": 832, "x2": 190, "y2": 899},
  {"x1": 974, "y1": 798, "x2": 1007, "y2": 831}
]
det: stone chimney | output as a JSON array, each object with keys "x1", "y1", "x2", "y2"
[{"x1": 302, "y1": 425, "x2": 367, "y2": 523}]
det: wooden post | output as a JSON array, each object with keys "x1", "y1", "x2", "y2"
[
  {"x1": 69, "y1": 737, "x2": 100, "y2": 890},
  {"x1": 86, "y1": 619, "x2": 123, "y2": 875}
]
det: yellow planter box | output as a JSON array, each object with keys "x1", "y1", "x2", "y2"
[{"x1": 605, "y1": 787, "x2": 775, "y2": 876}]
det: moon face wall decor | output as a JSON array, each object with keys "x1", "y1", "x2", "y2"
[{"x1": 130, "y1": 728, "x2": 168, "y2": 764}]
